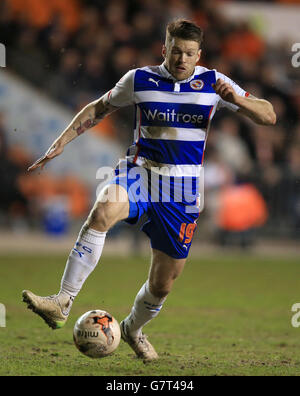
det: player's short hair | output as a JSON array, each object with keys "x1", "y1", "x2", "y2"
[{"x1": 166, "y1": 19, "x2": 204, "y2": 49}]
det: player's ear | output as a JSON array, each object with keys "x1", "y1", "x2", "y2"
[
  {"x1": 162, "y1": 45, "x2": 167, "y2": 59},
  {"x1": 197, "y1": 49, "x2": 202, "y2": 63}
]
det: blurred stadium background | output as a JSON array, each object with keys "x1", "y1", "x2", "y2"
[
  {"x1": 1, "y1": 0, "x2": 300, "y2": 377},
  {"x1": 0, "y1": 0, "x2": 299, "y2": 255}
]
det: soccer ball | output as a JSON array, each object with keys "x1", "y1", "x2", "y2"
[{"x1": 73, "y1": 310, "x2": 121, "y2": 358}]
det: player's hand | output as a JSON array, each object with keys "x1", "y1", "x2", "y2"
[
  {"x1": 27, "y1": 140, "x2": 64, "y2": 172},
  {"x1": 212, "y1": 78, "x2": 238, "y2": 104}
]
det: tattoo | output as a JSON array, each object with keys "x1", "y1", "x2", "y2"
[
  {"x1": 74, "y1": 117, "x2": 97, "y2": 136},
  {"x1": 73, "y1": 97, "x2": 115, "y2": 137},
  {"x1": 95, "y1": 101, "x2": 111, "y2": 122}
]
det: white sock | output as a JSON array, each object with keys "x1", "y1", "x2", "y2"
[
  {"x1": 124, "y1": 280, "x2": 167, "y2": 338},
  {"x1": 59, "y1": 226, "x2": 107, "y2": 298}
]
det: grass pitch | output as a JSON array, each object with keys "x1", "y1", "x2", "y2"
[{"x1": 0, "y1": 251, "x2": 300, "y2": 376}]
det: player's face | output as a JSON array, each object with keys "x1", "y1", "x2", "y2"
[{"x1": 162, "y1": 37, "x2": 201, "y2": 81}]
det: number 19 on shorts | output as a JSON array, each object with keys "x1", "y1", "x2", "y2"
[{"x1": 178, "y1": 223, "x2": 197, "y2": 244}]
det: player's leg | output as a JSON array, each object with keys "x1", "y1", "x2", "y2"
[
  {"x1": 22, "y1": 184, "x2": 129, "y2": 329},
  {"x1": 121, "y1": 248, "x2": 186, "y2": 361},
  {"x1": 58, "y1": 184, "x2": 129, "y2": 298},
  {"x1": 125, "y1": 248, "x2": 186, "y2": 336}
]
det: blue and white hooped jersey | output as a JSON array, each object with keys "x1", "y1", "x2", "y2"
[{"x1": 107, "y1": 63, "x2": 248, "y2": 177}]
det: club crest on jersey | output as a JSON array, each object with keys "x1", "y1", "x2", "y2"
[{"x1": 190, "y1": 79, "x2": 204, "y2": 91}]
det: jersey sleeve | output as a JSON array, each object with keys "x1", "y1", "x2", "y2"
[
  {"x1": 107, "y1": 69, "x2": 136, "y2": 107},
  {"x1": 215, "y1": 71, "x2": 249, "y2": 112}
]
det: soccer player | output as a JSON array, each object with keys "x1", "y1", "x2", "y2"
[{"x1": 22, "y1": 20, "x2": 276, "y2": 362}]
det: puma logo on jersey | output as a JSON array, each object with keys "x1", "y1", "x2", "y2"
[{"x1": 148, "y1": 78, "x2": 160, "y2": 87}]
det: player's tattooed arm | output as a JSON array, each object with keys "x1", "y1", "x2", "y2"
[
  {"x1": 72, "y1": 95, "x2": 117, "y2": 137},
  {"x1": 28, "y1": 92, "x2": 118, "y2": 171},
  {"x1": 212, "y1": 78, "x2": 276, "y2": 126},
  {"x1": 94, "y1": 96, "x2": 118, "y2": 125}
]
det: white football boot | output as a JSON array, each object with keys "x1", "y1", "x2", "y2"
[
  {"x1": 120, "y1": 320, "x2": 158, "y2": 362},
  {"x1": 22, "y1": 290, "x2": 73, "y2": 330}
]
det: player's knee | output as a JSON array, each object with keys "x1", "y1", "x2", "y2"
[
  {"x1": 149, "y1": 281, "x2": 171, "y2": 299},
  {"x1": 88, "y1": 204, "x2": 113, "y2": 232}
]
